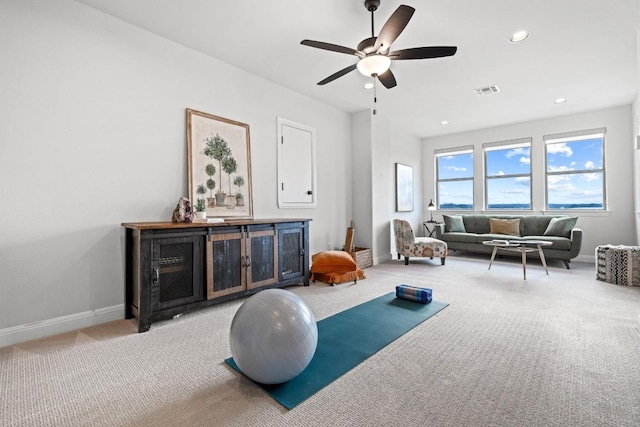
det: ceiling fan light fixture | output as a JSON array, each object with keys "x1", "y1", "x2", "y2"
[
  {"x1": 364, "y1": 82, "x2": 375, "y2": 89},
  {"x1": 357, "y1": 54, "x2": 391, "y2": 77},
  {"x1": 509, "y1": 30, "x2": 529, "y2": 43}
]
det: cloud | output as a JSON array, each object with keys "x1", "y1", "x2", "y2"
[
  {"x1": 547, "y1": 143, "x2": 573, "y2": 156},
  {"x1": 505, "y1": 147, "x2": 530, "y2": 159},
  {"x1": 584, "y1": 160, "x2": 596, "y2": 169},
  {"x1": 547, "y1": 165, "x2": 573, "y2": 172},
  {"x1": 520, "y1": 157, "x2": 530, "y2": 165},
  {"x1": 444, "y1": 166, "x2": 467, "y2": 172},
  {"x1": 579, "y1": 172, "x2": 600, "y2": 182}
]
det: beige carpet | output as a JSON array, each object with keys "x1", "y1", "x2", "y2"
[{"x1": 2, "y1": 254, "x2": 640, "y2": 427}]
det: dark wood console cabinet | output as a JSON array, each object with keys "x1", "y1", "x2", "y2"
[{"x1": 122, "y1": 218, "x2": 310, "y2": 332}]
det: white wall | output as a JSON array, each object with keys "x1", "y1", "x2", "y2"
[
  {"x1": 422, "y1": 105, "x2": 637, "y2": 261},
  {"x1": 0, "y1": 0, "x2": 352, "y2": 345},
  {"x1": 350, "y1": 110, "x2": 423, "y2": 263}
]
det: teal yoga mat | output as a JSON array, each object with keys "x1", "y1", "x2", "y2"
[{"x1": 224, "y1": 291, "x2": 449, "y2": 409}]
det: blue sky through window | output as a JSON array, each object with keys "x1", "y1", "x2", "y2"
[
  {"x1": 485, "y1": 144, "x2": 531, "y2": 209},
  {"x1": 546, "y1": 137, "x2": 604, "y2": 208},
  {"x1": 437, "y1": 152, "x2": 473, "y2": 209}
]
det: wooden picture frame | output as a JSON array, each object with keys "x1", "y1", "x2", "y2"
[
  {"x1": 187, "y1": 109, "x2": 253, "y2": 219},
  {"x1": 395, "y1": 163, "x2": 413, "y2": 212}
]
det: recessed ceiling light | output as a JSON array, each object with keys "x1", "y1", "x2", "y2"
[
  {"x1": 509, "y1": 30, "x2": 529, "y2": 43},
  {"x1": 364, "y1": 82, "x2": 374, "y2": 89},
  {"x1": 554, "y1": 97, "x2": 567, "y2": 104},
  {"x1": 440, "y1": 120, "x2": 449, "y2": 125}
]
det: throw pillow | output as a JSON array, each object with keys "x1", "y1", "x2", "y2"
[
  {"x1": 489, "y1": 218, "x2": 521, "y2": 236},
  {"x1": 543, "y1": 216, "x2": 578, "y2": 238},
  {"x1": 443, "y1": 215, "x2": 466, "y2": 233},
  {"x1": 310, "y1": 250, "x2": 357, "y2": 274}
]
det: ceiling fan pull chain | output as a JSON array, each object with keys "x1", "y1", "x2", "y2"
[{"x1": 373, "y1": 77, "x2": 377, "y2": 115}]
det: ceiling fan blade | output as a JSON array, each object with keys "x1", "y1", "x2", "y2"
[
  {"x1": 301, "y1": 39, "x2": 359, "y2": 56},
  {"x1": 317, "y1": 63, "x2": 358, "y2": 85},
  {"x1": 377, "y1": 69, "x2": 397, "y2": 89},
  {"x1": 373, "y1": 5, "x2": 415, "y2": 52},
  {"x1": 390, "y1": 46, "x2": 458, "y2": 60}
]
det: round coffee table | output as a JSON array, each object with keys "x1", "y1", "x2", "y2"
[{"x1": 482, "y1": 240, "x2": 553, "y2": 280}]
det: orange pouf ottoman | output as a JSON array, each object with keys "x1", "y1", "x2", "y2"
[{"x1": 310, "y1": 250, "x2": 366, "y2": 286}]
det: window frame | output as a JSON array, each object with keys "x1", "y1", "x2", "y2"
[
  {"x1": 543, "y1": 128, "x2": 606, "y2": 211},
  {"x1": 434, "y1": 145, "x2": 474, "y2": 210},
  {"x1": 482, "y1": 138, "x2": 532, "y2": 210}
]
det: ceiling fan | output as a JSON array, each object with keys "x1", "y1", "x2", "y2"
[{"x1": 301, "y1": 0, "x2": 457, "y2": 89}]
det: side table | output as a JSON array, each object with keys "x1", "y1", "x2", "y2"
[{"x1": 423, "y1": 221, "x2": 441, "y2": 238}]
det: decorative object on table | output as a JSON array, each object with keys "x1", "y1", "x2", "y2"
[
  {"x1": 395, "y1": 163, "x2": 413, "y2": 212},
  {"x1": 225, "y1": 292, "x2": 449, "y2": 409},
  {"x1": 392, "y1": 219, "x2": 447, "y2": 265},
  {"x1": 596, "y1": 245, "x2": 640, "y2": 287},
  {"x1": 195, "y1": 185, "x2": 207, "y2": 219},
  {"x1": 427, "y1": 199, "x2": 436, "y2": 222},
  {"x1": 194, "y1": 198, "x2": 207, "y2": 220},
  {"x1": 395, "y1": 284, "x2": 432, "y2": 304},
  {"x1": 228, "y1": 289, "x2": 318, "y2": 385},
  {"x1": 310, "y1": 250, "x2": 365, "y2": 286},
  {"x1": 171, "y1": 197, "x2": 195, "y2": 223},
  {"x1": 186, "y1": 108, "x2": 253, "y2": 219}
]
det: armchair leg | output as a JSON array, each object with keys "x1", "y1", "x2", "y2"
[
  {"x1": 404, "y1": 256, "x2": 409, "y2": 265},
  {"x1": 441, "y1": 257, "x2": 446, "y2": 265},
  {"x1": 563, "y1": 259, "x2": 571, "y2": 269},
  {"x1": 397, "y1": 253, "x2": 401, "y2": 260}
]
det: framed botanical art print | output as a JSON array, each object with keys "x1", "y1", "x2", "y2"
[
  {"x1": 186, "y1": 109, "x2": 253, "y2": 219},
  {"x1": 395, "y1": 163, "x2": 413, "y2": 212}
]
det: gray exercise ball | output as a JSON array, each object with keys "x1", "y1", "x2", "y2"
[{"x1": 229, "y1": 289, "x2": 318, "y2": 384}]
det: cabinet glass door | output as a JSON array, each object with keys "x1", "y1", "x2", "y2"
[
  {"x1": 246, "y1": 229, "x2": 278, "y2": 290},
  {"x1": 278, "y1": 227, "x2": 304, "y2": 281},
  {"x1": 207, "y1": 231, "x2": 246, "y2": 299},
  {"x1": 152, "y1": 236, "x2": 202, "y2": 311}
]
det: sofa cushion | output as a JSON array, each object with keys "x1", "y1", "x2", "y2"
[
  {"x1": 442, "y1": 232, "x2": 478, "y2": 244},
  {"x1": 461, "y1": 215, "x2": 491, "y2": 233},
  {"x1": 443, "y1": 215, "x2": 466, "y2": 232},
  {"x1": 520, "y1": 216, "x2": 553, "y2": 236},
  {"x1": 489, "y1": 218, "x2": 521, "y2": 236},
  {"x1": 543, "y1": 216, "x2": 578, "y2": 238}
]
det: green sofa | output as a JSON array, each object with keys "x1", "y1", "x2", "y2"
[{"x1": 434, "y1": 214, "x2": 582, "y2": 269}]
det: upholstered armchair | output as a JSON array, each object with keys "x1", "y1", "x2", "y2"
[{"x1": 392, "y1": 219, "x2": 447, "y2": 266}]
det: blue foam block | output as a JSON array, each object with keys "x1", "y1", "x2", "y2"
[{"x1": 395, "y1": 284, "x2": 432, "y2": 304}]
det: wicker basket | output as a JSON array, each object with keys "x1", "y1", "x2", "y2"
[{"x1": 350, "y1": 247, "x2": 373, "y2": 269}]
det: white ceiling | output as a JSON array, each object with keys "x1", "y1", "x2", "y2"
[{"x1": 73, "y1": 0, "x2": 639, "y2": 138}]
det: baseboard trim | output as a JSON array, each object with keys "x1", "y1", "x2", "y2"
[
  {"x1": 0, "y1": 304, "x2": 124, "y2": 348},
  {"x1": 575, "y1": 254, "x2": 595, "y2": 264}
]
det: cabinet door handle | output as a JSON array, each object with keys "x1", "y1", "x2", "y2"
[
  {"x1": 152, "y1": 268, "x2": 159, "y2": 284},
  {"x1": 245, "y1": 255, "x2": 251, "y2": 267}
]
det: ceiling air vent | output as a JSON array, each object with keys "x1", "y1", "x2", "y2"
[{"x1": 474, "y1": 85, "x2": 500, "y2": 96}]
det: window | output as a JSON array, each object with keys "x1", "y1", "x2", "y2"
[
  {"x1": 483, "y1": 139, "x2": 532, "y2": 210},
  {"x1": 544, "y1": 128, "x2": 605, "y2": 210},
  {"x1": 435, "y1": 146, "x2": 474, "y2": 210}
]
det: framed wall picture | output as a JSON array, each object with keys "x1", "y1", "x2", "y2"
[
  {"x1": 395, "y1": 163, "x2": 413, "y2": 212},
  {"x1": 186, "y1": 109, "x2": 253, "y2": 219}
]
